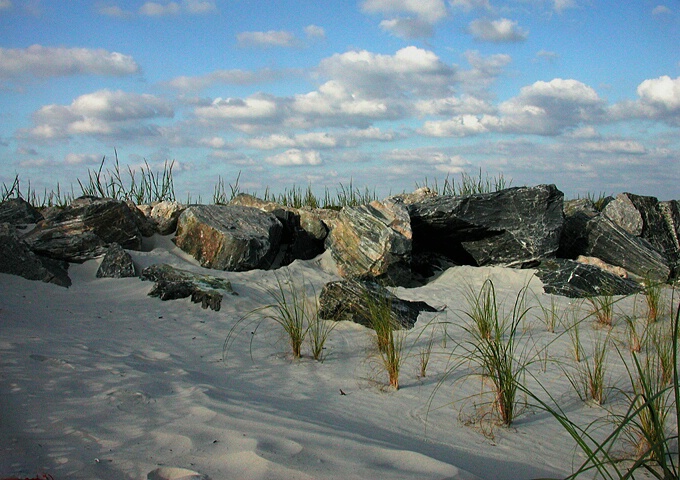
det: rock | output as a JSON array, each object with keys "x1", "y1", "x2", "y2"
[
  {"x1": 0, "y1": 223, "x2": 71, "y2": 287},
  {"x1": 22, "y1": 196, "x2": 144, "y2": 262},
  {"x1": 326, "y1": 199, "x2": 412, "y2": 285},
  {"x1": 173, "y1": 204, "x2": 283, "y2": 271},
  {"x1": 536, "y1": 258, "x2": 642, "y2": 298},
  {"x1": 408, "y1": 184, "x2": 564, "y2": 268},
  {"x1": 604, "y1": 193, "x2": 678, "y2": 264},
  {"x1": 0, "y1": 197, "x2": 44, "y2": 225},
  {"x1": 387, "y1": 186, "x2": 438, "y2": 205},
  {"x1": 230, "y1": 194, "x2": 328, "y2": 264},
  {"x1": 126, "y1": 200, "x2": 156, "y2": 237},
  {"x1": 659, "y1": 200, "x2": 680, "y2": 275},
  {"x1": 576, "y1": 255, "x2": 628, "y2": 278},
  {"x1": 150, "y1": 200, "x2": 186, "y2": 235},
  {"x1": 582, "y1": 215, "x2": 671, "y2": 282},
  {"x1": 96, "y1": 243, "x2": 136, "y2": 278},
  {"x1": 140, "y1": 264, "x2": 236, "y2": 311},
  {"x1": 318, "y1": 279, "x2": 438, "y2": 329},
  {"x1": 557, "y1": 198, "x2": 600, "y2": 259}
]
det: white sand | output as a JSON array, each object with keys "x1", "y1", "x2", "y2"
[{"x1": 0, "y1": 234, "x2": 667, "y2": 479}]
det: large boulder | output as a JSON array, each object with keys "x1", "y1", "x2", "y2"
[
  {"x1": 0, "y1": 197, "x2": 43, "y2": 225},
  {"x1": 21, "y1": 196, "x2": 144, "y2": 262},
  {"x1": 96, "y1": 243, "x2": 136, "y2": 278},
  {"x1": 603, "y1": 193, "x2": 679, "y2": 266},
  {"x1": 557, "y1": 198, "x2": 600, "y2": 259},
  {"x1": 318, "y1": 279, "x2": 438, "y2": 329},
  {"x1": 229, "y1": 194, "x2": 328, "y2": 265},
  {"x1": 149, "y1": 200, "x2": 186, "y2": 235},
  {"x1": 581, "y1": 215, "x2": 671, "y2": 282},
  {"x1": 408, "y1": 184, "x2": 564, "y2": 268},
  {"x1": 173, "y1": 204, "x2": 283, "y2": 271},
  {"x1": 535, "y1": 258, "x2": 641, "y2": 298},
  {"x1": 0, "y1": 223, "x2": 71, "y2": 287},
  {"x1": 326, "y1": 199, "x2": 412, "y2": 285},
  {"x1": 140, "y1": 263, "x2": 235, "y2": 311}
]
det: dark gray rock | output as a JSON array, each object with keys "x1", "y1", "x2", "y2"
[
  {"x1": 604, "y1": 193, "x2": 678, "y2": 265},
  {"x1": 140, "y1": 264, "x2": 236, "y2": 311},
  {"x1": 0, "y1": 223, "x2": 70, "y2": 287},
  {"x1": 96, "y1": 243, "x2": 136, "y2": 278},
  {"x1": 0, "y1": 197, "x2": 44, "y2": 225},
  {"x1": 229, "y1": 194, "x2": 328, "y2": 265},
  {"x1": 173, "y1": 205, "x2": 283, "y2": 271},
  {"x1": 126, "y1": 201, "x2": 157, "y2": 237},
  {"x1": 408, "y1": 184, "x2": 564, "y2": 268},
  {"x1": 582, "y1": 215, "x2": 671, "y2": 282},
  {"x1": 557, "y1": 198, "x2": 599, "y2": 259},
  {"x1": 22, "y1": 196, "x2": 144, "y2": 262},
  {"x1": 318, "y1": 279, "x2": 438, "y2": 330},
  {"x1": 326, "y1": 200, "x2": 412, "y2": 285},
  {"x1": 535, "y1": 258, "x2": 642, "y2": 298}
]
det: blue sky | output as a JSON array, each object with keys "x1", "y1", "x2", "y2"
[{"x1": 1, "y1": 0, "x2": 679, "y2": 202}]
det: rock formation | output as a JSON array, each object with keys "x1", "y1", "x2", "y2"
[{"x1": 96, "y1": 243, "x2": 136, "y2": 278}]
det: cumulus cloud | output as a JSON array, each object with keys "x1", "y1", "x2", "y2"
[
  {"x1": 97, "y1": 5, "x2": 133, "y2": 18},
  {"x1": 28, "y1": 89, "x2": 173, "y2": 140},
  {"x1": 449, "y1": 0, "x2": 491, "y2": 11},
  {"x1": 497, "y1": 78, "x2": 604, "y2": 134},
  {"x1": 579, "y1": 140, "x2": 647, "y2": 154},
  {"x1": 318, "y1": 46, "x2": 456, "y2": 99},
  {"x1": 265, "y1": 149, "x2": 323, "y2": 166},
  {"x1": 362, "y1": 0, "x2": 448, "y2": 38},
  {"x1": 165, "y1": 68, "x2": 281, "y2": 92},
  {"x1": 553, "y1": 0, "x2": 577, "y2": 13},
  {"x1": 64, "y1": 153, "x2": 103, "y2": 165},
  {"x1": 610, "y1": 75, "x2": 680, "y2": 125},
  {"x1": 237, "y1": 30, "x2": 299, "y2": 48},
  {"x1": 0, "y1": 45, "x2": 139, "y2": 79},
  {"x1": 139, "y1": 1, "x2": 181, "y2": 16},
  {"x1": 469, "y1": 18, "x2": 528, "y2": 42},
  {"x1": 194, "y1": 95, "x2": 279, "y2": 121},
  {"x1": 652, "y1": 5, "x2": 671, "y2": 15},
  {"x1": 0, "y1": 0, "x2": 12, "y2": 11},
  {"x1": 305, "y1": 24, "x2": 326, "y2": 39}
]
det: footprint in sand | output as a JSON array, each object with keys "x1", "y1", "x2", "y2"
[
  {"x1": 107, "y1": 388, "x2": 155, "y2": 412},
  {"x1": 29, "y1": 354, "x2": 75, "y2": 369},
  {"x1": 147, "y1": 467, "x2": 210, "y2": 480}
]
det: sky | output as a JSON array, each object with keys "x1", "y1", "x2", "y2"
[{"x1": 0, "y1": 0, "x2": 679, "y2": 202}]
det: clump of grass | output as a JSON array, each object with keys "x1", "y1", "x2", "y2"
[
  {"x1": 563, "y1": 306, "x2": 585, "y2": 362},
  {"x1": 451, "y1": 280, "x2": 533, "y2": 426},
  {"x1": 2, "y1": 174, "x2": 75, "y2": 208},
  {"x1": 566, "y1": 330, "x2": 611, "y2": 405},
  {"x1": 79, "y1": 152, "x2": 175, "y2": 205},
  {"x1": 363, "y1": 286, "x2": 404, "y2": 390},
  {"x1": 536, "y1": 294, "x2": 564, "y2": 333},
  {"x1": 418, "y1": 323, "x2": 437, "y2": 378},
  {"x1": 308, "y1": 299, "x2": 336, "y2": 362},
  {"x1": 522, "y1": 295, "x2": 680, "y2": 479},
  {"x1": 642, "y1": 275, "x2": 665, "y2": 324},
  {"x1": 224, "y1": 273, "x2": 323, "y2": 361},
  {"x1": 588, "y1": 293, "x2": 616, "y2": 327},
  {"x1": 416, "y1": 169, "x2": 510, "y2": 197}
]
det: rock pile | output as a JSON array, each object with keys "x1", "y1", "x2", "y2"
[{"x1": 1, "y1": 185, "x2": 677, "y2": 306}]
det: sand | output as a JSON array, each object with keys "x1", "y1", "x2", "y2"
[{"x1": 0, "y1": 233, "x2": 671, "y2": 479}]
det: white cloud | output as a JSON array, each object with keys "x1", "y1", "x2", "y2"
[
  {"x1": 98, "y1": 5, "x2": 133, "y2": 18},
  {"x1": 28, "y1": 89, "x2": 173, "y2": 140},
  {"x1": 420, "y1": 114, "x2": 494, "y2": 137},
  {"x1": 305, "y1": 24, "x2": 326, "y2": 39},
  {"x1": 362, "y1": 0, "x2": 448, "y2": 38},
  {"x1": 449, "y1": 0, "x2": 491, "y2": 11},
  {"x1": 0, "y1": 45, "x2": 139, "y2": 79},
  {"x1": 139, "y1": 1, "x2": 180, "y2": 16},
  {"x1": 237, "y1": 30, "x2": 298, "y2": 48},
  {"x1": 183, "y1": 0, "x2": 217, "y2": 14},
  {"x1": 318, "y1": 46, "x2": 456, "y2": 99},
  {"x1": 265, "y1": 149, "x2": 323, "y2": 166},
  {"x1": 362, "y1": 0, "x2": 448, "y2": 23},
  {"x1": 553, "y1": 0, "x2": 577, "y2": 13},
  {"x1": 194, "y1": 95, "x2": 279, "y2": 120},
  {"x1": 497, "y1": 78, "x2": 604, "y2": 134},
  {"x1": 64, "y1": 153, "x2": 102, "y2": 165},
  {"x1": 535, "y1": 50, "x2": 559, "y2": 62},
  {"x1": 415, "y1": 95, "x2": 494, "y2": 116},
  {"x1": 652, "y1": 5, "x2": 671, "y2": 15},
  {"x1": 469, "y1": 18, "x2": 528, "y2": 42},
  {"x1": 579, "y1": 140, "x2": 647, "y2": 154},
  {"x1": 637, "y1": 75, "x2": 680, "y2": 111},
  {"x1": 0, "y1": 0, "x2": 12, "y2": 11},
  {"x1": 166, "y1": 68, "x2": 280, "y2": 92}
]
